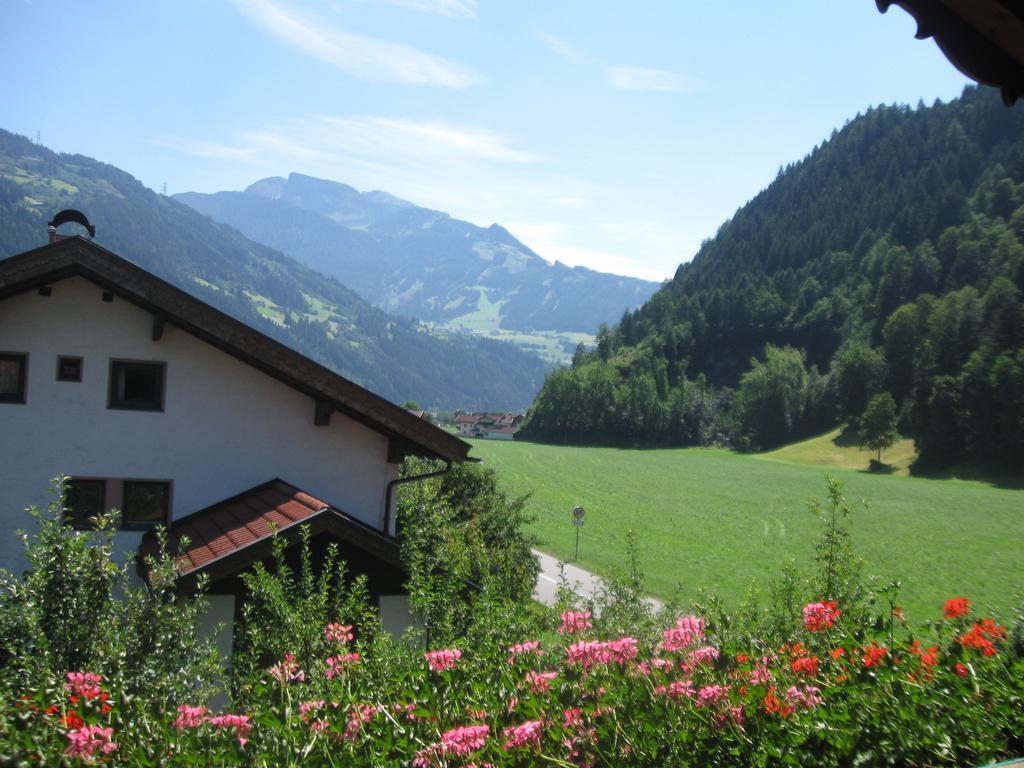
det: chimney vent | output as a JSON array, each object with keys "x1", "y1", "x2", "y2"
[{"x1": 47, "y1": 209, "x2": 96, "y2": 244}]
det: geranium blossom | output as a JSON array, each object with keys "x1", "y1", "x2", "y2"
[
  {"x1": 695, "y1": 685, "x2": 730, "y2": 708},
  {"x1": 861, "y1": 643, "x2": 888, "y2": 668},
  {"x1": 654, "y1": 680, "x2": 695, "y2": 700},
  {"x1": 802, "y1": 601, "x2": 841, "y2": 632},
  {"x1": 558, "y1": 611, "x2": 593, "y2": 635},
  {"x1": 526, "y1": 670, "x2": 558, "y2": 693},
  {"x1": 325, "y1": 653, "x2": 361, "y2": 679},
  {"x1": 958, "y1": 619, "x2": 1006, "y2": 656},
  {"x1": 64, "y1": 724, "x2": 117, "y2": 759},
  {"x1": 325, "y1": 622, "x2": 354, "y2": 644},
  {"x1": 174, "y1": 705, "x2": 208, "y2": 729},
  {"x1": 944, "y1": 597, "x2": 970, "y2": 619},
  {"x1": 791, "y1": 655, "x2": 819, "y2": 677},
  {"x1": 785, "y1": 685, "x2": 823, "y2": 710},
  {"x1": 209, "y1": 714, "x2": 252, "y2": 747},
  {"x1": 65, "y1": 672, "x2": 103, "y2": 699},
  {"x1": 566, "y1": 637, "x2": 638, "y2": 668},
  {"x1": 425, "y1": 648, "x2": 462, "y2": 672},
  {"x1": 685, "y1": 645, "x2": 720, "y2": 668},
  {"x1": 502, "y1": 719, "x2": 544, "y2": 749},
  {"x1": 663, "y1": 615, "x2": 706, "y2": 651},
  {"x1": 507, "y1": 639, "x2": 544, "y2": 664},
  {"x1": 269, "y1": 653, "x2": 305, "y2": 685}
]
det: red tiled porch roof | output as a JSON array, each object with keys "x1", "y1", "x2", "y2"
[{"x1": 137, "y1": 479, "x2": 402, "y2": 589}]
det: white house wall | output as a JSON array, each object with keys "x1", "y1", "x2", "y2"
[{"x1": 0, "y1": 276, "x2": 392, "y2": 575}]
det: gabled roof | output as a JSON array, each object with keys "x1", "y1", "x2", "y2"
[
  {"x1": 0, "y1": 237, "x2": 471, "y2": 463},
  {"x1": 137, "y1": 479, "x2": 402, "y2": 589}
]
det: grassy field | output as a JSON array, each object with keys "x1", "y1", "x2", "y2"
[
  {"x1": 763, "y1": 428, "x2": 918, "y2": 475},
  {"x1": 466, "y1": 437, "x2": 1024, "y2": 619}
]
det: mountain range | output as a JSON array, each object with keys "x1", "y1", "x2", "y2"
[
  {"x1": 0, "y1": 129, "x2": 547, "y2": 410},
  {"x1": 175, "y1": 173, "x2": 659, "y2": 363}
]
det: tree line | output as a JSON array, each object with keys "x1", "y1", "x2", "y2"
[{"x1": 520, "y1": 87, "x2": 1024, "y2": 471}]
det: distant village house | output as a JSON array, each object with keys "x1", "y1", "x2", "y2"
[{"x1": 454, "y1": 411, "x2": 524, "y2": 440}]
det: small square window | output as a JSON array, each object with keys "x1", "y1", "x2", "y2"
[
  {"x1": 57, "y1": 356, "x2": 83, "y2": 382},
  {"x1": 108, "y1": 360, "x2": 165, "y2": 411},
  {"x1": 64, "y1": 479, "x2": 107, "y2": 529},
  {"x1": 123, "y1": 480, "x2": 170, "y2": 528},
  {"x1": 0, "y1": 353, "x2": 27, "y2": 404}
]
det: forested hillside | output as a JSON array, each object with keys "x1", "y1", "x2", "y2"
[
  {"x1": 521, "y1": 86, "x2": 1024, "y2": 471},
  {"x1": 0, "y1": 130, "x2": 546, "y2": 410}
]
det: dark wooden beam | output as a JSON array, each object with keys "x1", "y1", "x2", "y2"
[
  {"x1": 314, "y1": 399, "x2": 333, "y2": 426},
  {"x1": 152, "y1": 314, "x2": 165, "y2": 341}
]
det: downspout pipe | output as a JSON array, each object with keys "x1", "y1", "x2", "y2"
[{"x1": 383, "y1": 460, "x2": 452, "y2": 536}]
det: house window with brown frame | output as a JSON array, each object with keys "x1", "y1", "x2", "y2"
[
  {"x1": 0, "y1": 353, "x2": 27, "y2": 403},
  {"x1": 108, "y1": 360, "x2": 165, "y2": 411},
  {"x1": 57, "y1": 355, "x2": 83, "y2": 382},
  {"x1": 122, "y1": 480, "x2": 170, "y2": 529},
  {"x1": 64, "y1": 478, "x2": 107, "y2": 529}
]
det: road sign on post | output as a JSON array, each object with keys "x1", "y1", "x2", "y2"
[{"x1": 571, "y1": 506, "x2": 585, "y2": 560}]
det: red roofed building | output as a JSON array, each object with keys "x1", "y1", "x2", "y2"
[{"x1": 0, "y1": 220, "x2": 472, "y2": 652}]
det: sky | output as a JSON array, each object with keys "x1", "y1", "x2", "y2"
[{"x1": 1, "y1": 1, "x2": 972, "y2": 282}]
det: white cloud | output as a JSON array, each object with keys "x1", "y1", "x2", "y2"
[
  {"x1": 507, "y1": 222, "x2": 668, "y2": 282},
  {"x1": 376, "y1": 0, "x2": 478, "y2": 18},
  {"x1": 163, "y1": 116, "x2": 674, "y2": 281},
  {"x1": 538, "y1": 30, "x2": 577, "y2": 62},
  {"x1": 608, "y1": 65, "x2": 696, "y2": 93},
  {"x1": 232, "y1": 0, "x2": 479, "y2": 88}
]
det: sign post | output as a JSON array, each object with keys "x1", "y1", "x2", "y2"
[{"x1": 571, "y1": 505, "x2": 585, "y2": 561}]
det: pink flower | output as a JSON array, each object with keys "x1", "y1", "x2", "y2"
[
  {"x1": 785, "y1": 685, "x2": 823, "y2": 710},
  {"x1": 268, "y1": 653, "x2": 305, "y2": 685},
  {"x1": 65, "y1": 672, "x2": 104, "y2": 700},
  {"x1": 443, "y1": 724, "x2": 489, "y2": 755},
  {"x1": 325, "y1": 622, "x2": 354, "y2": 644},
  {"x1": 325, "y1": 653, "x2": 361, "y2": 679},
  {"x1": 526, "y1": 670, "x2": 558, "y2": 693},
  {"x1": 749, "y1": 656, "x2": 774, "y2": 684},
  {"x1": 414, "y1": 725, "x2": 489, "y2": 767},
  {"x1": 654, "y1": 680, "x2": 695, "y2": 701},
  {"x1": 425, "y1": 648, "x2": 462, "y2": 672},
  {"x1": 803, "y1": 601, "x2": 841, "y2": 632},
  {"x1": 562, "y1": 708, "x2": 584, "y2": 728},
  {"x1": 64, "y1": 725, "x2": 117, "y2": 759},
  {"x1": 502, "y1": 719, "x2": 544, "y2": 750},
  {"x1": 663, "y1": 615, "x2": 705, "y2": 652},
  {"x1": 173, "y1": 705, "x2": 208, "y2": 729},
  {"x1": 685, "y1": 646, "x2": 720, "y2": 669},
  {"x1": 695, "y1": 685, "x2": 730, "y2": 709},
  {"x1": 209, "y1": 714, "x2": 252, "y2": 747},
  {"x1": 565, "y1": 637, "x2": 638, "y2": 668},
  {"x1": 507, "y1": 639, "x2": 544, "y2": 664},
  {"x1": 342, "y1": 704, "x2": 376, "y2": 742},
  {"x1": 557, "y1": 611, "x2": 593, "y2": 635}
]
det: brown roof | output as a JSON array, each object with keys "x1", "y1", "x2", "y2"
[
  {"x1": 455, "y1": 413, "x2": 481, "y2": 424},
  {"x1": 138, "y1": 479, "x2": 402, "y2": 589},
  {"x1": 0, "y1": 237, "x2": 471, "y2": 463}
]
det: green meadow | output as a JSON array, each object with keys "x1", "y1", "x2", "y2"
[{"x1": 466, "y1": 437, "x2": 1024, "y2": 619}]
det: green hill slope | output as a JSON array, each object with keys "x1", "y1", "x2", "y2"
[
  {"x1": 0, "y1": 130, "x2": 546, "y2": 410},
  {"x1": 521, "y1": 86, "x2": 1024, "y2": 471}
]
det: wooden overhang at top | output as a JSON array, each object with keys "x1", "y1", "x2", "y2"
[
  {"x1": 878, "y1": 0, "x2": 1024, "y2": 105},
  {"x1": 0, "y1": 236, "x2": 472, "y2": 464}
]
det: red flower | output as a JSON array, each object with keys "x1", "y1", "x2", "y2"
[
  {"x1": 762, "y1": 687, "x2": 795, "y2": 717},
  {"x1": 861, "y1": 643, "x2": 887, "y2": 668},
  {"x1": 830, "y1": 647, "x2": 846, "y2": 661},
  {"x1": 954, "y1": 662, "x2": 969, "y2": 678},
  {"x1": 60, "y1": 711, "x2": 85, "y2": 730},
  {"x1": 791, "y1": 655, "x2": 819, "y2": 678},
  {"x1": 943, "y1": 597, "x2": 970, "y2": 619},
  {"x1": 958, "y1": 619, "x2": 1006, "y2": 657},
  {"x1": 803, "y1": 601, "x2": 842, "y2": 632}
]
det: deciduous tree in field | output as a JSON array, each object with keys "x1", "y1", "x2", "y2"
[{"x1": 859, "y1": 391, "x2": 899, "y2": 464}]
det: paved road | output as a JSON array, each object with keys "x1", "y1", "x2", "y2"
[{"x1": 532, "y1": 549, "x2": 664, "y2": 612}]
